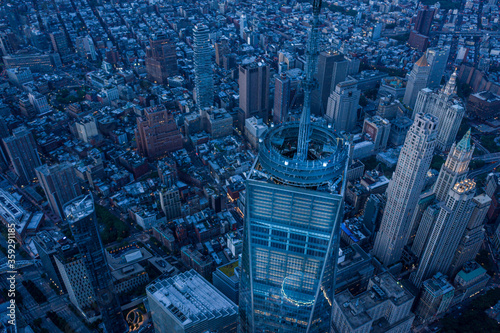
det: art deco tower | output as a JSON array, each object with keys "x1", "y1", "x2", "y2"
[
  {"x1": 239, "y1": 1, "x2": 349, "y2": 332},
  {"x1": 411, "y1": 179, "x2": 476, "y2": 287},
  {"x1": 372, "y1": 113, "x2": 438, "y2": 266},
  {"x1": 193, "y1": 24, "x2": 214, "y2": 110},
  {"x1": 433, "y1": 129, "x2": 473, "y2": 202}
]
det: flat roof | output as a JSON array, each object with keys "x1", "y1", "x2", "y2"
[{"x1": 147, "y1": 270, "x2": 237, "y2": 327}]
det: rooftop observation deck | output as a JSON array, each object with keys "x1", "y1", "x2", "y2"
[{"x1": 256, "y1": 122, "x2": 349, "y2": 189}]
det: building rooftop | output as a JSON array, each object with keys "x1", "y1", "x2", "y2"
[
  {"x1": 63, "y1": 195, "x2": 94, "y2": 224},
  {"x1": 147, "y1": 270, "x2": 237, "y2": 327}
]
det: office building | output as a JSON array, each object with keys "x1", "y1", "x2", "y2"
[
  {"x1": 326, "y1": 80, "x2": 361, "y2": 132},
  {"x1": 36, "y1": 163, "x2": 81, "y2": 219},
  {"x1": 50, "y1": 31, "x2": 71, "y2": 56},
  {"x1": 377, "y1": 95, "x2": 400, "y2": 120},
  {"x1": 238, "y1": 62, "x2": 270, "y2": 121},
  {"x1": 452, "y1": 261, "x2": 490, "y2": 305},
  {"x1": 372, "y1": 113, "x2": 438, "y2": 267},
  {"x1": 335, "y1": 244, "x2": 374, "y2": 295},
  {"x1": 145, "y1": 34, "x2": 178, "y2": 84},
  {"x1": 412, "y1": 179, "x2": 476, "y2": 288},
  {"x1": 362, "y1": 116, "x2": 391, "y2": 153},
  {"x1": 64, "y1": 195, "x2": 127, "y2": 333},
  {"x1": 213, "y1": 260, "x2": 240, "y2": 304},
  {"x1": 426, "y1": 47, "x2": 450, "y2": 88},
  {"x1": 414, "y1": 7, "x2": 435, "y2": 36},
  {"x1": 449, "y1": 194, "x2": 491, "y2": 276},
  {"x1": 239, "y1": 89, "x2": 349, "y2": 331},
  {"x1": 193, "y1": 24, "x2": 214, "y2": 110},
  {"x1": 403, "y1": 54, "x2": 431, "y2": 109},
  {"x1": 33, "y1": 231, "x2": 71, "y2": 293},
  {"x1": 330, "y1": 272, "x2": 415, "y2": 333},
  {"x1": 147, "y1": 270, "x2": 238, "y2": 333},
  {"x1": 55, "y1": 250, "x2": 96, "y2": 311},
  {"x1": 135, "y1": 106, "x2": 183, "y2": 159},
  {"x1": 2, "y1": 53, "x2": 57, "y2": 73},
  {"x1": 215, "y1": 38, "x2": 230, "y2": 66},
  {"x1": 415, "y1": 273, "x2": 454, "y2": 320},
  {"x1": 433, "y1": 130, "x2": 473, "y2": 202},
  {"x1": 75, "y1": 116, "x2": 98, "y2": 143},
  {"x1": 3, "y1": 126, "x2": 42, "y2": 185},
  {"x1": 413, "y1": 72, "x2": 465, "y2": 151},
  {"x1": 273, "y1": 73, "x2": 291, "y2": 123},
  {"x1": 158, "y1": 186, "x2": 182, "y2": 221},
  {"x1": 6, "y1": 67, "x2": 33, "y2": 87},
  {"x1": 311, "y1": 52, "x2": 347, "y2": 115}
]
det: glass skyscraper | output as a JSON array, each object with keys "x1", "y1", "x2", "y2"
[
  {"x1": 64, "y1": 194, "x2": 127, "y2": 333},
  {"x1": 238, "y1": 124, "x2": 349, "y2": 333}
]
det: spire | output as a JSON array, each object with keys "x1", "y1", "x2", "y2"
[
  {"x1": 443, "y1": 70, "x2": 458, "y2": 96},
  {"x1": 456, "y1": 129, "x2": 471, "y2": 152},
  {"x1": 414, "y1": 54, "x2": 429, "y2": 67},
  {"x1": 296, "y1": 0, "x2": 322, "y2": 161}
]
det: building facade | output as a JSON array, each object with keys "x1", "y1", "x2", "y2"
[
  {"x1": 372, "y1": 113, "x2": 438, "y2": 266},
  {"x1": 3, "y1": 126, "x2": 42, "y2": 185}
]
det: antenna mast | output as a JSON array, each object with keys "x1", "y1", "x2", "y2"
[{"x1": 296, "y1": 0, "x2": 322, "y2": 161}]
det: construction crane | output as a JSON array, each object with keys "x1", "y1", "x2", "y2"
[{"x1": 296, "y1": 0, "x2": 322, "y2": 161}]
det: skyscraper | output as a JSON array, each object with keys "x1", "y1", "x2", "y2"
[
  {"x1": 414, "y1": 7, "x2": 435, "y2": 36},
  {"x1": 239, "y1": 122, "x2": 349, "y2": 332},
  {"x1": 426, "y1": 46, "x2": 450, "y2": 88},
  {"x1": 403, "y1": 54, "x2": 431, "y2": 109},
  {"x1": 411, "y1": 179, "x2": 476, "y2": 287},
  {"x1": 145, "y1": 34, "x2": 178, "y2": 84},
  {"x1": 238, "y1": 62, "x2": 270, "y2": 121},
  {"x1": 273, "y1": 73, "x2": 291, "y2": 123},
  {"x1": 193, "y1": 24, "x2": 214, "y2": 110},
  {"x1": 36, "y1": 163, "x2": 81, "y2": 219},
  {"x1": 3, "y1": 126, "x2": 42, "y2": 185},
  {"x1": 135, "y1": 106, "x2": 183, "y2": 159},
  {"x1": 372, "y1": 113, "x2": 438, "y2": 266},
  {"x1": 413, "y1": 72, "x2": 465, "y2": 151},
  {"x1": 239, "y1": 0, "x2": 349, "y2": 331},
  {"x1": 449, "y1": 193, "x2": 491, "y2": 276},
  {"x1": 64, "y1": 195, "x2": 127, "y2": 333},
  {"x1": 310, "y1": 52, "x2": 347, "y2": 115},
  {"x1": 433, "y1": 130, "x2": 473, "y2": 202},
  {"x1": 215, "y1": 38, "x2": 230, "y2": 66},
  {"x1": 326, "y1": 80, "x2": 361, "y2": 132}
]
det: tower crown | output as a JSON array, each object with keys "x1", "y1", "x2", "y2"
[{"x1": 456, "y1": 128, "x2": 471, "y2": 152}]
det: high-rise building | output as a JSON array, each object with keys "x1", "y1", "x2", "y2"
[
  {"x1": 238, "y1": 62, "x2": 270, "y2": 121},
  {"x1": 449, "y1": 193, "x2": 491, "y2": 276},
  {"x1": 326, "y1": 80, "x2": 361, "y2": 132},
  {"x1": 147, "y1": 270, "x2": 238, "y2": 333},
  {"x1": 273, "y1": 73, "x2": 291, "y2": 123},
  {"x1": 403, "y1": 54, "x2": 431, "y2": 109},
  {"x1": 75, "y1": 115, "x2": 98, "y2": 143},
  {"x1": 145, "y1": 34, "x2": 178, "y2": 84},
  {"x1": 50, "y1": 31, "x2": 71, "y2": 56},
  {"x1": 36, "y1": 163, "x2": 81, "y2": 219},
  {"x1": 411, "y1": 179, "x2": 476, "y2": 287},
  {"x1": 310, "y1": 52, "x2": 346, "y2": 115},
  {"x1": 413, "y1": 72, "x2": 465, "y2": 151},
  {"x1": 372, "y1": 113, "x2": 438, "y2": 266},
  {"x1": 415, "y1": 273, "x2": 454, "y2": 320},
  {"x1": 240, "y1": 14, "x2": 247, "y2": 40},
  {"x1": 331, "y1": 272, "x2": 415, "y2": 333},
  {"x1": 158, "y1": 186, "x2": 182, "y2": 221},
  {"x1": 135, "y1": 106, "x2": 183, "y2": 159},
  {"x1": 193, "y1": 24, "x2": 214, "y2": 110},
  {"x1": 414, "y1": 7, "x2": 435, "y2": 36},
  {"x1": 215, "y1": 38, "x2": 230, "y2": 66},
  {"x1": 63, "y1": 195, "x2": 127, "y2": 333},
  {"x1": 3, "y1": 126, "x2": 42, "y2": 185},
  {"x1": 426, "y1": 47, "x2": 450, "y2": 88},
  {"x1": 239, "y1": 122, "x2": 349, "y2": 332},
  {"x1": 433, "y1": 130, "x2": 473, "y2": 202}
]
